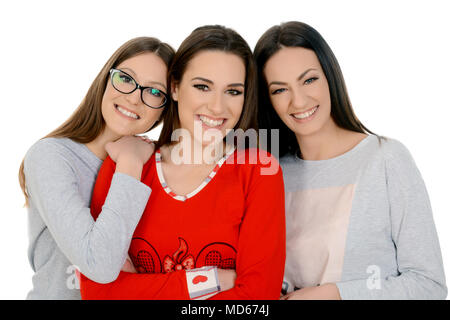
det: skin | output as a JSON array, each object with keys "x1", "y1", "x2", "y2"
[
  {"x1": 264, "y1": 47, "x2": 367, "y2": 162},
  {"x1": 163, "y1": 50, "x2": 246, "y2": 289},
  {"x1": 86, "y1": 52, "x2": 168, "y2": 180},
  {"x1": 161, "y1": 50, "x2": 245, "y2": 196},
  {"x1": 85, "y1": 52, "x2": 168, "y2": 273},
  {"x1": 264, "y1": 47, "x2": 367, "y2": 300}
]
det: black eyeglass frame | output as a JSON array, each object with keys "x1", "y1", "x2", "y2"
[{"x1": 109, "y1": 68, "x2": 168, "y2": 109}]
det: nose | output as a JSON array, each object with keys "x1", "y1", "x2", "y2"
[
  {"x1": 125, "y1": 88, "x2": 142, "y2": 106},
  {"x1": 290, "y1": 87, "x2": 309, "y2": 109},
  {"x1": 206, "y1": 92, "x2": 225, "y2": 115}
]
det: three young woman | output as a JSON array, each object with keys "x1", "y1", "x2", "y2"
[
  {"x1": 254, "y1": 21, "x2": 447, "y2": 299},
  {"x1": 22, "y1": 21, "x2": 447, "y2": 300},
  {"x1": 20, "y1": 37, "x2": 175, "y2": 299},
  {"x1": 79, "y1": 25, "x2": 286, "y2": 300}
]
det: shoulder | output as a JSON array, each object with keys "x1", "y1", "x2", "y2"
[
  {"x1": 226, "y1": 148, "x2": 284, "y2": 196},
  {"x1": 375, "y1": 136, "x2": 416, "y2": 167},
  {"x1": 25, "y1": 138, "x2": 70, "y2": 162},
  {"x1": 231, "y1": 148, "x2": 282, "y2": 176},
  {"x1": 373, "y1": 137, "x2": 423, "y2": 182},
  {"x1": 24, "y1": 137, "x2": 81, "y2": 173}
]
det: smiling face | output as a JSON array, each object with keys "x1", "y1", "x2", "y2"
[
  {"x1": 264, "y1": 47, "x2": 335, "y2": 139},
  {"x1": 101, "y1": 52, "x2": 168, "y2": 138},
  {"x1": 172, "y1": 50, "x2": 246, "y2": 146}
]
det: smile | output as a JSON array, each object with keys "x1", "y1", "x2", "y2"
[
  {"x1": 115, "y1": 104, "x2": 140, "y2": 120},
  {"x1": 291, "y1": 106, "x2": 319, "y2": 120},
  {"x1": 198, "y1": 115, "x2": 225, "y2": 128}
]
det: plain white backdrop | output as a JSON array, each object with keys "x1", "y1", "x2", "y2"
[{"x1": 1, "y1": 0, "x2": 449, "y2": 299}]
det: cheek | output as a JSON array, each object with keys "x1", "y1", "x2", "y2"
[
  {"x1": 230, "y1": 96, "x2": 245, "y2": 115},
  {"x1": 316, "y1": 82, "x2": 331, "y2": 107},
  {"x1": 141, "y1": 109, "x2": 163, "y2": 127},
  {"x1": 226, "y1": 96, "x2": 245, "y2": 127},
  {"x1": 270, "y1": 95, "x2": 290, "y2": 119}
]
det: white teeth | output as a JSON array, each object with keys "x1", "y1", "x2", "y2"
[
  {"x1": 292, "y1": 106, "x2": 318, "y2": 119},
  {"x1": 116, "y1": 105, "x2": 138, "y2": 119},
  {"x1": 199, "y1": 115, "x2": 224, "y2": 127}
]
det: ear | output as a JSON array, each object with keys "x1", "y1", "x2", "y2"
[{"x1": 171, "y1": 82, "x2": 179, "y2": 102}]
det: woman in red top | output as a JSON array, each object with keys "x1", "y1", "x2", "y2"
[{"x1": 80, "y1": 25, "x2": 286, "y2": 300}]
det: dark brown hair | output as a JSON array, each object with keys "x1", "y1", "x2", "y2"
[
  {"x1": 156, "y1": 25, "x2": 258, "y2": 149},
  {"x1": 254, "y1": 21, "x2": 374, "y2": 157},
  {"x1": 19, "y1": 37, "x2": 175, "y2": 206}
]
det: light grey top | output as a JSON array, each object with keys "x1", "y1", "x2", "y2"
[
  {"x1": 24, "y1": 137, "x2": 151, "y2": 299},
  {"x1": 280, "y1": 135, "x2": 447, "y2": 299}
]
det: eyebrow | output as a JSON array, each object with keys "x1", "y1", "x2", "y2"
[
  {"x1": 268, "y1": 68, "x2": 317, "y2": 87},
  {"x1": 120, "y1": 67, "x2": 167, "y2": 90},
  {"x1": 192, "y1": 77, "x2": 245, "y2": 87}
]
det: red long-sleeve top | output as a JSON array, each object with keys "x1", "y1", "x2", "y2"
[{"x1": 80, "y1": 148, "x2": 285, "y2": 300}]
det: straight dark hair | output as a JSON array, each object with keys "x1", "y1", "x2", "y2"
[
  {"x1": 157, "y1": 25, "x2": 258, "y2": 149},
  {"x1": 254, "y1": 21, "x2": 375, "y2": 157}
]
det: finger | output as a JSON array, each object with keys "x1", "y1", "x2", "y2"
[{"x1": 280, "y1": 293, "x2": 291, "y2": 300}]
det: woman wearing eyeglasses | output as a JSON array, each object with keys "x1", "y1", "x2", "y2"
[
  {"x1": 19, "y1": 37, "x2": 175, "y2": 299},
  {"x1": 79, "y1": 25, "x2": 286, "y2": 300}
]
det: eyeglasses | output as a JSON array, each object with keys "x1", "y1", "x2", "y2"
[{"x1": 109, "y1": 68, "x2": 168, "y2": 109}]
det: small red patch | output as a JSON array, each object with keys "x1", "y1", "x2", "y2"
[{"x1": 192, "y1": 275, "x2": 208, "y2": 285}]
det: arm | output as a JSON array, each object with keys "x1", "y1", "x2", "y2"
[
  {"x1": 80, "y1": 265, "x2": 234, "y2": 300},
  {"x1": 209, "y1": 157, "x2": 286, "y2": 300},
  {"x1": 79, "y1": 271, "x2": 190, "y2": 300},
  {"x1": 336, "y1": 140, "x2": 447, "y2": 299},
  {"x1": 80, "y1": 153, "x2": 285, "y2": 300},
  {"x1": 24, "y1": 140, "x2": 151, "y2": 283}
]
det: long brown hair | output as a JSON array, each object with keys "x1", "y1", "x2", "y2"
[
  {"x1": 19, "y1": 37, "x2": 175, "y2": 206},
  {"x1": 156, "y1": 25, "x2": 258, "y2": 149},
  {"x1": 254, "y1": 21, "x2": 375, "y2": 157}
]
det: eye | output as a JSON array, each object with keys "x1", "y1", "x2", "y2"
[
  {"x1": 271, "y1": 88, "x2": 287, "y2": 95},
  {"x1": 117, "y1": 73, "x2": 134, "y2": 84},
  {"x1": 146, "y1": 87, "x2": 163, "y2": 97},
  {"x1": 304, "y1": 77, "x2": 318, "y2": 85},
  {"x1": 193, "y1": 84, "x2": 209, "y2": 91},
  {"x1": 226, "y1": 89, "x2": 243, "y2": 96}
]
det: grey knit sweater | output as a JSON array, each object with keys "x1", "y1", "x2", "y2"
[
  {"x1": 24, "y1": 138, "x2": 151, "y2": 299},
  {"x1": 281, "y1": 135, "x2": 447, "y2": 299}
]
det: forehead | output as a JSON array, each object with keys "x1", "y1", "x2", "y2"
[
  {"x1": 116, "y1": 52, "x2": 168, "y2": 84},
  {"x1": 264, "y1": 47, "x2": 322, "y2": 80},
  {"x1": 183, "y1": 50, "x2": 246, "y2": 82}
]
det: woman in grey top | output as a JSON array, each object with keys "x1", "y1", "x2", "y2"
[
  {"x1": 19, "y1": 37, "x2": 174, "y2": 299},
  {"x1": 254, "y1": 21, "x2": 447, "y2": 299}
]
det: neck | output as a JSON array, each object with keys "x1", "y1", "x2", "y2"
[
  {"x1": 85, "y1": 128, "x2": 121, "y2": 160},
  {"x1": 167, "y1": 139, "x2": 230, "y2": 166},
  {"x1": 295, "y1": 120, "x2": 350, "y2": 161}
]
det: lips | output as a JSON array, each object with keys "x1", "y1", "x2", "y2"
[
  {"x1": 196, "y1": 114, "x2": 227, "y2": 129},
  {"x1": 291, "y1": 105, "x2": 319, "y2": 121},
  {"x1": 115, "y1": 104, "x2": 140, "y2": 120}
]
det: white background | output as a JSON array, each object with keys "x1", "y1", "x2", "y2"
[{"x1": 1, "y1": 0, "x2": 449, "y2": 299}]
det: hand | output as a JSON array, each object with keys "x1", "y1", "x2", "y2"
[
  {"x1": 105, "y1": 135, "x2": 155, "y2": 180},
  {"x1": 280, "y1": 283, "x2": 341, "y2": 300},
  {"x1": 217, "y1": 269, "x2": 236, "y2": 292},
  {"x1": 105, "y1": 135, "x2": 155, "y2": 164},
  {"x1": 121, "y1": 255, "x2": 137, "y2": 273}
]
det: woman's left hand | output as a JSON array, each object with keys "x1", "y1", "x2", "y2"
[{"x1": 280, "y1": 283, "x2": 341, "y2": 300}]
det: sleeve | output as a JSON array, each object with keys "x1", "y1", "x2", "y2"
[
  {"x1": 336, "y1": 139, "x2": 447, "y2": 300},
  {"x1": 209, "y1": 153, "x2": 286, "y2": 300},
  {"x1": 80, "y1": 265, "x2": 222, "y2": 300},
  {"x1": 24, "y1": 140, "x2": 151, "y2": 284},
  {"x1": 80, "y1": 150, "x2": 286, "y2": 300},
  {"x1": 79, "y1": 271, "x2": 190, "y2": 300}
]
